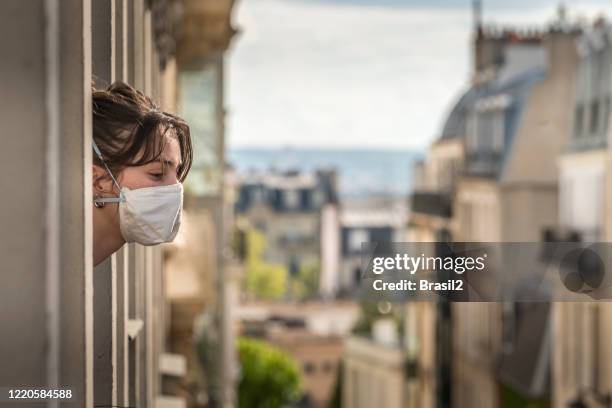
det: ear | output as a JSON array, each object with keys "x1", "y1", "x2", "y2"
[{"x1": 92, "y1": 164, "x2": 115, "y2": 195}]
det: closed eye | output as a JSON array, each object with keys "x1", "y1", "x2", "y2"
[{"x1": 149, "y1": 172, "x2": 164, "y2": 180}]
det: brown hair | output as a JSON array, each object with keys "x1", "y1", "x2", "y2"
[{"x1": 92, "y1": 81, "x2": 193, "y2": 182}]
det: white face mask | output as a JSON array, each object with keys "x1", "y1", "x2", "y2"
[{"x1": 92, "y1": 141, "x2": 184, "y2": 246}]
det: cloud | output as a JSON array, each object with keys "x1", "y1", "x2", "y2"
[{"x1": 227, "y1": 0, "x2": 612, "y2": 149}]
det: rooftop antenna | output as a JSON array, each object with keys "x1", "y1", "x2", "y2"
[
  {"x1": 557, "y1": 2, "x2": 568, "y2": 25},
  {"x1": 473, "y1": 0, "x2": 483, "y2": 32}
]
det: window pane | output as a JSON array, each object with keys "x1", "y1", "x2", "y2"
[{"x1": 178, "y1": 66, "x2": 221, "y2": 196}]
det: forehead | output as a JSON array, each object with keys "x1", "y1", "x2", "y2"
[{"x1": 156, "y1": 134, "x2": 181, "y2": 165}]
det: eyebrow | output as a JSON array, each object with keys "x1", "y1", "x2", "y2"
[{"x1": 150, "y1": 159, "x2": 178, "y2": 168}]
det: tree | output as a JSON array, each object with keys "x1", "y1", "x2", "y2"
[
  {"x1": 244, "y1": 228, "x2": 287, "y2": 300},
  {"x1": 291, "y1": 262, "x2": 320, "y2": 300},
  {"x1": 237, "y1": 337, "x2": 302, "y2": 408}
]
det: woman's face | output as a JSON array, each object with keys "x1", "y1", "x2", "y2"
[
  {"x1": 92, "y1": 134, "x2": 184, "y2": 264},
  {"x1": 117, "y1": 135, "x2": 182, "y2": 189}
]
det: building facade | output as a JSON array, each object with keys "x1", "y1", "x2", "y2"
[
  {"x1": 455, "y1": 25, "x2": 579, "y2": 408},
  {"x1": 235, "y1": 169, "x2": 339, "y2": 297},
  {"x1": 407, "y1": 11, "x2": 581, "y2": 407},
  {"x1": 552, "y1": 21, "x2": 612, "y2": 408},
  {"x1": 0, "y1": 1, "x2": 238, "y2": 407},
  {"x1": 339, "y1": 201, "x2": 407, "y2": 295}
]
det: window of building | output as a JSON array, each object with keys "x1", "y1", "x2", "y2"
[
  {"x1": 590, "y1": 100, "x2": 600, "y2": 135},
  {"x1": 303, "y1": 361, "x2": 315, "y2": 374},
  {"x1": 283, "y1": 189, "x2": 300, "y2": 209},
  {"x1": 466, "y1": 113, "x2": 478, "y2": 151},
  {"x1": 491, "y1": 110, "x2": 505, "y2": 152},
  {"x1": 603, "y1": 96, "x2": 610, "y2": 136},
  {"x1": 467, "y1": 109, "x2": 505, "y2": 154},
  {"x1": 252, "y1": 187, "x2": 264, "y2": 203},
  {"x1": 179, "y1": 67, "x2": 222, "y2": 196},
  {"x1": 575, "y1": 104, "x2": 585, "y2": 138},
  {"x1": 312, "y1": 189, "x2": 324, "y2": 207},
  {"x1": 476, "y1": 111, "x2": 493, "y2": 150},
  {"x1": 349, "y1": 229, "x2": 368, "y2": 252},
  {"x1": 354, "y1": 267, "x2": 362, "y2": 285}
]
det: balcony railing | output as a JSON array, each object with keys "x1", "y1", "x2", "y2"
[
  {"x1": 464, "y1": 150, "x2": 503, "y2": 178},
  {"x1": 410, "y1": 191, "x2": 453, "y2": 218},
  {"x1": 540, "y1": 227, "x2": 582, "y2": 262}
]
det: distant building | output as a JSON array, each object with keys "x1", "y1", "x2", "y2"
[
  {"x1": 552, "y1": 20, "x2": 612, "y2": 408},
  {"x1": 339, "y1": 203, "x2": 407, "y2": 295},
  {"x1": 343, "y1": 336, "x2": 407, "y2": 408},
  {"x1": 268, "y1": 327, "x2": 343, "y2": 408},
  {"x1": 343, "y1": 318, "x2": 416, "y2": 408},
  {"x1": 407, "y1": 9, "x2": 581, "y2": 408},
  {"x1": 235, "y1": 169, "x2": 339, "y2": 295},
  {"x1": 238, "y1": 301, "x2": 358, "y2": 408}
]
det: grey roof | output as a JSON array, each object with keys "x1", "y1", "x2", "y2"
[
  {"x1": 439, "y1": 67, "x2": 545, "y2": 143},
  {"x1": 492, "y1": 66, "x2": 547, "y2": 173},
  {"x1": 438, "y1": 66, "x2": 545, "y2": 180},
  {"x1": 439, "y1": 87, "x2": 481, "y2": 141}
]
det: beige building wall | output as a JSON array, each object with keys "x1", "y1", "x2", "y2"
[
  {"x1": 411, "y1": 302, "x2": 437, "y2": 408},
  {"x1": 502, "y1": 32, "x2": 578, "y2": 186},
  {"x1": 453, "y1": 302, "x2": 502, "y2": 407},
  {"x1": 268, "y1": 330, "x2": 343, "y2": 408},
  {"x1": 320, "y1": 203, "x2": 341, "y2": 297},
  {"x1": 0, "y1": 1, "x2": 94, "y2": 405},
  {"x1": 452, "y1": 178, "x2": 502, "y2": 408},
  {"x1": 500, "y1": 187, "x2": 558, "y2": 241},
  {"x1": 343, "y1": 337, "x2": 407, "y2": 408},
  {"x1": 558, "y1": 150, "x2": 607, "y2": 239},
  {"x1": 448, "y1": 30, "x2": 580, "y2": 408},
  {"x1": 454, "y1": 178, "x2": 501, "y2": 242},
  {"x1": 427, "y1": 138, "x2": 465, "y2": 192},
  {"x1": 406, "y1": 116, "x2": 465, "y2": 408},
  {"x1": 499, "y1": 31, "x2": 579, "y2": 242},
  {"x1": 553, "y1": 111, "x2": 609, "y2": 408},
  {"x1": 250, "y1": 206, "x2": 321, "y2": 267},
  {"x1": 0, "y1": 1, "x2": 238, "y2": 407},
  {"x1": 552, "y1": 302, "x2": 612, "y2": 408}
]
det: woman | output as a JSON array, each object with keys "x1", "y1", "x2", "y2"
[{"x1": 92, "y1": 81, "x2": 192, "y2": 266}]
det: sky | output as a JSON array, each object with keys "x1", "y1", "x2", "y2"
[{"x1": 227, "y1": 0, "x2": 612, "y2": 151}]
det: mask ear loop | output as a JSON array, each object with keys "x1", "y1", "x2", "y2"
[{"x1": 92, "y1": 140, "x2": 126, "y2": 204}]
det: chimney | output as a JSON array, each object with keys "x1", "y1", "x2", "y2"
[{"x1": 473, "y1": 0, "x2": 483, "y2": 34}]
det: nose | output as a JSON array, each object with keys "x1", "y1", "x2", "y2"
[{"x1": 164, "y1": 172, "x2": 180, "y2": 186}]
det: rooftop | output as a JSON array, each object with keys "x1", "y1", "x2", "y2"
[
  {"x1": 238, "y1": 171, "x2": 318, "y2": 190},
  {"x1": 477, "y1": 24, "x2": 545, "y2": 44}
]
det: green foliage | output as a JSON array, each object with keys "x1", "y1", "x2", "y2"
[
  {"x1": 291, "y1": 262, "x2": 320, "y2": 300},
  {"x1": 237, "y1": 337, "x2": 302, "y2": 408},
  {"x1": 501, "y1": 383, "x2": 549, "y2": 408},
  {"x1": 328, "y1": 361, "x2": 343, "y2": 408},
  {"x1": 244, "y1": 228, "x2": 287, "y2": 300}
]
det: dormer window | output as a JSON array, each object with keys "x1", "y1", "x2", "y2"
[
  {"x1": 283, "y1": 189, "x2": 300, "y2": 209},
  {"x1": 572, "y1": 97, "x2": 608, "y2": 148},
  {"x1": 590, "y1": 100, "x2": 600, "y2": 135},
  {"x1": 574, "y1": 104, "x2": 585, "y2": 138},
  {"x1": 466, "y1": 108, "x2": 506, "y2": 153},
  {"x1": 348, "y1": 229, "x2": 368, "y2": 252},
  {"x1": 572, "y1": 32, "x2": 611, "y2": 149}
]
